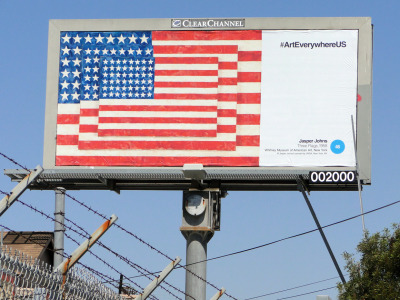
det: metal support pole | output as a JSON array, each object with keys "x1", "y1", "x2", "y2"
[
  {"x1": 118, "y1": 274, "x2": 123, "y2": 294},
  {"x1": 297, "y1": 180, "x2": 346, "y2": 284},
  {"x1": 185, "y1": 232, "x2": 212, "y2": 300},
  {"x1": 54, "y1": 188, "x2": 65, "y2": 270}
]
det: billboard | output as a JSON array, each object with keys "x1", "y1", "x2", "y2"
[{"x1": 43, "y1": 18, "x2": 372, "y2": 186}]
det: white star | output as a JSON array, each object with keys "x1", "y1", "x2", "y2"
[
  {"x1": 85, "y1": 57, "x2": 91, "y2": 64},
  {"x1": 116, "y1": 59, "x2": 121, "y2": 64},
  {"x1": 128, "y1": 86, "x2": 133, "y2": 91},
  {"x1": 85, "y1": 49, "x2": 92, "y2": 55},
  {"x1": 71, "y1": 91, "x2": 80, "y2": 100},
  {"x1": 123, "y1": 66, "x2": 127, "y2": 71},
  {"x1": 135, "y1": 79, "x2": 139, "y2": 84},
  {"x1": 93, "y1": 48, "x2": 100, "y2": 55},
  {"x1": 106, "y1": 34, "x2": 115, "y2": 44},
  {"x1": 148, "y1": 66, "x2": 153, "y2": 71},
  {"x1": 73, "y1": 35, "x2": 82, "y2": 43},
  {"x1": 135, "y1": 92, "x2": 139, "y2": 97},
  {"x1": 84, "y1": 93, "x2": 90, "y2": 99},
  {"x1": 93, "y1": 92, "x2": 98, "y2": 99},
  {"x1": 72, "y1": 80, "x2": 81, "y2": 89},
  {"x1": 93, "y1": 74, "x2": 99, "y2": 81},
  {"x1": 72, "y1": 46, "x2": 82, "y2": 55},
  {"x1": 136, "y1": 48, "x2": 143, "y2": 55},
  {"x1": 129, "y1": 66, "x2": 134, "y2": 71},
  {"x1": 84, "y1": 74, "x2": 91, "y2": 81},
  {"x1": 147, "y1": 92, "x2": 152, "y2": 97},
  {"x1": 110, "y1": 59, "x2": 115, "y2": 64},
  {"x1": 103, "y1": 79, "x2": 108, "y2": 84},
  {"x1": 84, "y1": 66, "x2": 91, "y2": 73},
  {"x1": 116, "y1": 86, "x2": 120, "y2": 90},
  {"x1": 60, "y1": 91, "x2": 69, "y2": 100},
  {"x1": 128, "y1": 49, "x2": 134, "y2": 55},
  {"x1": 147, "y1": 85, "x2": 153, "y2": 90},
  {"x1": 103, "y1": 72, "x2": 108, "y2": 77},
  {"x1": 93, "y1": 84, "x2": 99, "y2": 91},
  {"x1": 61, "y1": 46, "x2": 70, "y2": 55},
  {"x1": 92, "y1": 66, "x2": 99, "y2": 73},
  {"x1": 60, "y1": 80, "x2": 70, "y2": 89},
  {"x1": 102, "y1": 49, "x2": 109, "y2": 55},
  {"x1": 116, "y1": 66, "x2": 121, "y2": 71},
  {"x1": 129, "y1": 72, "x2": 133, "y2": 77},
  {"x1": 141, "y1": 92, "x2": 145, "y2": 97},
  {"x1": 128, "y1": 34, "x2": 137, "y2": 43},
  {"x1": 115, "y1": 92, "x2": 120, "y2": 97},
  {"x1": 62, "y1": 34, "x2": 71, "y2": 43},
  {"x1": 129, "y1": 59, "x2": 134, "y2": 65},
  {"x1": 140, "y1": 34, "x2": 149, "y2": 44},
  {"x1": 61, "y1": 58, "x2": 70, "y2": 66},
  {"x1": 84, "y1": 34, "x2": 92, "y2": 43},
  {"x1": 117, "y1": 34, "x2": 126, "y2": 44},
  {"x1": 134, "y1": 86, "x2": 139, "y2": 91},
  {"x1": 93, "y1": 57, "x2": 100, "y2": 63},
  {"x1": 84, "y1": 84, "x2": 91, "y2": 90},
  {"x1": 135, "y1": 66, "x2": 140, "y2": 71},
  {"x1": 128, "y1": 92, "x2": 133, "y2": 97},
  {"x1": 73, "y1": 58, "x2": 81, "y2": 66},
  {"x1": 123, "y1": 59, "x2": 127, "y2": 64},
  {"x1": 103, "y1": 59, "x2": 109, "y2": 65},
  {"x1": 119, "y1": 49, "x2": 125, "y2": 55},
  {"x1": 141, "y1": 59, "x2": 146, "y2": 65},
  {"x1": 61, "y1": 70, "x2": 70, "y2": 78},
  {"x1": 129, "y1": 79, "x2": 133, "y2": 84},
  {"x1": 145, "y1": 48, "x2": 152, "y2": 55},
  {"x1": 122, "y1": 92, "x2": 126, "y2": 97},
  {"x1": 95, "y1": 34, "x2": 104, "y2": 43},
  {"x1": 110, "y1": 48, "x2": 117, "y2": 55},
  {"x1": 148, "y1": 59, "x2": 154, "y2": 64},
  {"x1": 135, "y1": 59, "x2": 140, "y2": 65},
  {"x1": 72, "y1": 70, "x2": 81, "y2": 78},
  {"x1": 103, "y1": 92, "x2": 108, "y2": 97}
]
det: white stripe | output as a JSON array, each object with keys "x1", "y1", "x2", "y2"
[
  {"x1": 57, "y1": 124, "x2": 79, "y2": 135},
  {"x1": 99, "y1": 99, "x2": 218, "y2": 106},
  {"x1": 219, "y1": 70, "x2": 238, "y2": 77},
  {"x1": 152, "y1": 40, "x2": 262, "y2": 50},
  {"x1": 217, "y1": 85, "x2": 238, "y2": 93},
  {"x1": 154, "y1": 76, "x2": 218, "y2": 82},
  {"x1": 218, "y1": 101, "x2": 237, "y2": 109},
  {"x1": 237, "y1": 104, "x2": 260, "y2": 114},
  {"x1": 237, "y1": 82, "x2": 261, "y2": 93},
  {"x1": 98, "y1": 111, "x2": 218, "y2": 118},
  {"x1": 79, "y1": 101, "x2": 99, "y2": 109},
  {"x1": 98, "y1": 123, "x2": 217, "y2": 130},
  {"x1": 238, "y1": 61, "x2": 262, "y2": 72},
  {"x1": 154, "y1": 53, "x2": 238, "y2": 62},
  {"x1": 78, "y1": 132, "x2": 236, "y2": 142},
  {"x1": 56, "y1": 146, "x2": 259, "y2": 157},
  {"x1": 154, "y1": 87, "x2": 218, "y2": 94},
  {"x1": 217, "y1": 117, "x2": 237, "y2": 125},
  {"x1": 237, "y1": 125, "x2": 260, "y2": 135},
  {"x1": 58, "y1": 103, "x2": 80, "y2": 114},
  {"x1": 155, "y1": 63, "x2": 218, "y2": 70}
]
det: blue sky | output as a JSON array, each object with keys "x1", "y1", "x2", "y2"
[{"x1": 0, "y1": 0, "x2": 399, "y2": 299}]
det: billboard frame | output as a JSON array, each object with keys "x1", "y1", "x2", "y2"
[{"x1": 42, "y1": 17, "x2": 372, "y2": 190}]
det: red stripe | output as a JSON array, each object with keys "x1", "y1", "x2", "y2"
[
  {"x1": 56, "y1": 135, "x2": 78, "y2": 145},
  {"x1": 237, "y1": 114, "x2": 260, "y2": 125},
  {"x1": 79, "y1": 125, "x2": 98, "y2": 133},
  {"x1": 99, "y1": 117, "x2": 217, "y2": 124},
  {"x1": 237, "y1": 93, "x2": 261, "y2": 104},
  {"x1": 80, "y1": 109, "x2": 99, "y2": 117},
  {"x1": 154, "y1": 81, "x2": 218, "y2": 88},
  {"x1": 238, "y1": 72, "x2": 261, "y2": 82},
  {"x1": 153, "y1": 30, "x2": 261, "y2": 41},
  {"x1": 153, "y1": 45, "x2": 238, "y2": 55},
  {"x1": 154, "y1": 93, "x2": 218, "y2": 100},
  {"x1": 238, "y1": 51, "x2": 262, "y2": 61},
  {"x1": 97, "y1": 129, "x2": 218, "y2": 137},
  {"x1": 56, "y1": 155, "x2": 259, "y2": 167},
  {"x1": 78, "y1": 140, "x2": 235, "y2": 150},
  {"x1": 219, "y1": 62, "x2": 237, "y2": 70},
  {"x1": 217, "y1": 125, "x2": 236, "y2": 133},
  {"x1": 57, "y1": 114, "x2": 79, "y2": 124},
  {"x1": 236, "y1": 135, "x2": 260, "y2": 146},
  {"x1": 155, "y1": 70, "x2": 218, "y2": 76},
  {"x1": 218, "y1": 78, "x2": 237, "y2": 85},
  {"x1": 217, "y1": 109, "x2": 236, "y2": 117},
  {"x1": 155, "y1": 57, "x2": 218, "y2": 64},
  {"x1": 218, "y1": 94, "x2": 237, "y2": 102},
  {"x1": 100, "y1": 105, "x2": 218, "y2": 112}
]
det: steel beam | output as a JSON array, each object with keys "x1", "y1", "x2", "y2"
[
  {"x1": 55, "y1": 214, "x2": 118, "y2": 275},
  {"x1": 0, "y1": 165, "x2": 43, "y2": 217},
  {"x1": 135, "y1": 257, "x2": 181, "y2": 300}
]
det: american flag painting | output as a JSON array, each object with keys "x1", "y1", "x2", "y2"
[{"x1": 55, "y1": 30, "x2": 261, "y2": 167}]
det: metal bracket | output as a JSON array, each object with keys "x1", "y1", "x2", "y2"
[
  {"x1": 135, "y1": 257, "x2": 181, "y2": 300},
  {"x1": 210, "y1": 287, "x2": 226, "y2": 300},
  {"x1": 0, "y1": 165, "x2": 44, "y2": 217},
  {"x1": 97, "y1": 176, "x2": 120, "y2": 194}
]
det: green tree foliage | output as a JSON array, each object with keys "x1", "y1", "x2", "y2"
[{"x1": 337, "y1": 224, "x2": 400, "y2": 299}]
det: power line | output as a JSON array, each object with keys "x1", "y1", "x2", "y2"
[
  {"x1": 276, "y1": 286, "x2": 336, "y2": 300},
  {"x1": 243, "y1": 276, "x2": 340, "y2": 300}
]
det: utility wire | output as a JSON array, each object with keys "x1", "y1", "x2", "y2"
[{"x1": 276, "y1": 286, "x2": 336, "y2": 300}]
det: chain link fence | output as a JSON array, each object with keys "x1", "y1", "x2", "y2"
[{"x1": 0, "y1": 246, "x2": 124, "y2": 299}]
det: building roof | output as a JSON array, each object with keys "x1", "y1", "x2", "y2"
[{"x1": 1, "y1": 231, "x2": 54, "y2": 260}]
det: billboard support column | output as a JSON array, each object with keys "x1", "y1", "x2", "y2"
[
  {"x1": 54, "y1": 188, "x2": 65, "y2": 270},
  {"x1": 297, "y1": 178, "x2": 346, "y2": 284}
]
